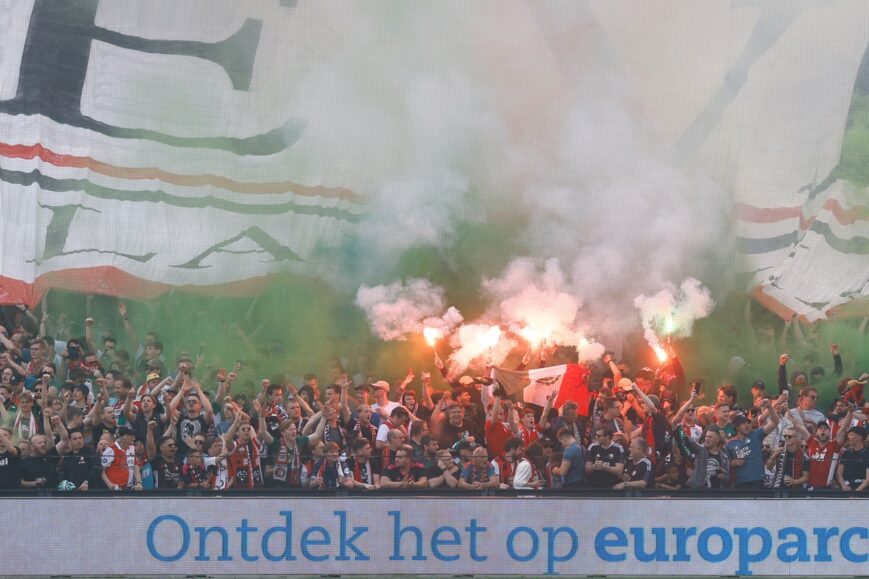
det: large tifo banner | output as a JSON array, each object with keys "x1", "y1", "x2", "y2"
[
  {"x1": 4, "y1": 497, "x2": 869, "y2": 576},
  {"x1": 2, "y1": 1, "x2": 869, "y2": 320}
]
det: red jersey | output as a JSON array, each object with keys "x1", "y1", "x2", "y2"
[
  {"x1": 806, "y1": 438, "x2": 842, "y2": 489},
  {"x1": 485, "y1": 419, "x2": 511, "y2": 459},
  {"x1": 518, "y1": 425, "x2": 540, "y2": 448},
  {"x1": 102, "y1": 442, "x2": 135, "y2": 488},
  {"x1": 492, "y1": 456, "x2": 514, "y2": 485}
]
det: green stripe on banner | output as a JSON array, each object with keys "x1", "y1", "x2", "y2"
[{"x1": 0, "y1": 166, "x2": 362, "y2": 223}]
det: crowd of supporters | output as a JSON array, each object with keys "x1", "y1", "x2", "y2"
[{"x1": 0, "y1": 302, "x2": 867, "y2": 493}]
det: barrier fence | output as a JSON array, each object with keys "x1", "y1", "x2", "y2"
[{"x1": 2, "y1": 494, "x2": 868, "y2": 576}]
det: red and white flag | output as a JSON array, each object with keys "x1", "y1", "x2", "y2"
[{"x1": 491, "y1": 363, "x2": 590, "y2": 413}]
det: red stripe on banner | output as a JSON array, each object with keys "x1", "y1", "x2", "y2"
[
  {"x1": 552, "y1": 363, "x2": 591, "y2": 413},
  {"x1": 0, "y1": 142, "x2": 363, "y2": 202},
  {"x1": 0, "y1": 268, "x2": 276, "y2": 307},
  {"x1": 0, "y1": 277, "x2": 43, "y2": 309},
  {"x1": 736, "y1": 201, "x2": 869, "y2": 228},
  {"x1": 735, "y1": 203, "x2": 802, "y2": 223}
]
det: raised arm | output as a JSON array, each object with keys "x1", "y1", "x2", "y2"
[
  {"x1": 835, "y1": 409, "x2": 853, "y2": 446},
  {"x1": 539, "y1": 393, "x2": 556, "y2": 431},
  {"x1": 50, "y1": 413, "x2": 69, "y2": 454},
  {"x1": 117, "y1": 303, "x2": 138, "y2": 349},
  {"x1": 255, "y1": 401, "x2": 273, "y2": 445},
  {"x1": 302, "y1": 410, "x2": 322, "y2": 437},
  {"x1": 84, "y1": 317, "x2": 97, "y2": 354},
  {"x1": 339, "y1": 382, "x2": 352, "y2": 424},
  {"x1": 146, "y1": 419, "x2": 158, "y2": 460},
  {"x1": 778, "y1": 353, "x2": 789, "y2": 394},
  {"x1": 670, "y1": 391, "x2": 698, "y2": 426},
  {"x1": 396, "y1": 370, "x2": 414, "y2": 399},
  {"x1": 831, "y1": 344, "x2": 843, "y2": 377},
  {"x1": 419, "y1": 374, "x2": 434, "y2": 410},
  {"x1": 632, "y1": 383, "x2": 658, "y2": 415},
  {"x1": 194, "y1": 380, "x2": 214, "y2": 423},
  {"x1": 761, "y1": 398, "x2": 781, "y2": 435},
  {"x1": 123, "y1": 389, "x2": 137, "y2": 424},
  {"x1": 308, "y1": 409, "x2": 328, "y2": 444},
  {"x1": 785, "y1": 408, "x2": 810, "y2": 441}
]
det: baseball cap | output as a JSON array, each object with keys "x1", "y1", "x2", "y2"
[
  {"x1": 371, "y1": 380, "x2": 390, "y2": 391},
  {"x1": 146, "y1": 373, "x2": 160, "y2": 382},
  {"x1": 733, "y1": 415, "x2": 750, "y2": 427},
  {"x1": 118, "y1": 426, "x2": 135, "y2": 437},
  {"x1": 751, "y1": 380, "x2": 766, "y2": 390},
  {"x1": 847, "y1": 425, "x2": 867, "y2": 438}
]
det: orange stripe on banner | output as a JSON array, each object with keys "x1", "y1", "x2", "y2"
[
  {"x1": 0, "y1": 269, "x2": 278, "y2": 307},
  {"x1": 750, "y1": 286, "x2": 799, "y2": 322},
  {"x1": 826, "y1": 297, "x2": 869, "y2": 319},
  {"x1": 0, "y1": 142, "x2": 363, "y2": 202}
]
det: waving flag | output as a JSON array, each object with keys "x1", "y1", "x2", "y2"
[{"x1": 491, "y1": 364, "x2": 590, "y2": 412}]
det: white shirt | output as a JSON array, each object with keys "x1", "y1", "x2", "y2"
[{"x1": 513, "y1": 459, "x2": 534, "y2": 489}]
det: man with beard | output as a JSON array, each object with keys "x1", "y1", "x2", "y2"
[
  {"x1": 150, "y1": 435, "x2": 184, "y2": 489},
  {"x1": 766, "y1": 427, "x2": 809, "y2": 489},
  {"x1": 261, "y1": 415, "x2": 325, "y2": 488},
  {"x1": 807, "y1": 413, "x2": 851, "y2": 490},
  {"x1": 168, "y1": 375, "x2": 213, "y2": 457}
]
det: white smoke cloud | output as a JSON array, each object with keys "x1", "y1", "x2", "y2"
[
  {"x1": 634, "y1": 278, "x2": 716, "y2": 352},
  {"x1": 448, "y1": 323, "x2": 517, "y2": 373},
  {"x1": 258, "y1": 3, "x2": 736, "y2": 352},
  {"x1": 355, "y1": 279, "x2": 461, "y2": 341},
  {"x1": 482, "y1": 257, "x2": 581, "y2": 347}
]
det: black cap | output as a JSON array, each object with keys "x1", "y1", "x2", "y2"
[
  {"x1": 751, "y1": 380, "x2": 766, "y2": 390},
  {"x1": 118, "y1": 426, "x2": 135, "y2": 437},
  {"x1": 732, "y1": 415, "x2": 750, "y2": 427},
  {"x1": 847, "y1": 425, "x2": 867, "y2": 438}
]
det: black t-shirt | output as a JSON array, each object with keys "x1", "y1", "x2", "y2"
[
  {"x1": 59, "y1": 448, "x2": 100, "y2": 486},
  {"x1": 344, "y1": 456, "x2": 381, "y2": 485},
  {"x1": 384, "y1": 463, "x2": 426, "y2": 483},
  {"x1": 176, "y1": 412, "x2": 209, "y2": 455},
  {"x1": 438, "y1": 419, "x2": 478, "y2": 450},
  {"x1": 152, "y1": 456, "x2": 184, "y2": 489},
  {"x1": 21, "y1": 450, "x2": 61, "y2": 488},
  {"x1": 586, "y1": 442, "x2": 624, "y2": 488},
  {"x1": 839, "y1": 447, "x2": 869, "y2": 486},
  {"x1": 625, "y1": 457, "x2": 654, "y2": 488},
  {"x1": 129, "y1": 406, "x2": 165, "y2": 444},
  {"x1": 0, "y1": 449, "x2": 21, "y2": 489}
]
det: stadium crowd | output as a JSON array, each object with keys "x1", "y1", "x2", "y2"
[{"x1": 0, "y1": 302, "x2": 867, "y2": 494}]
